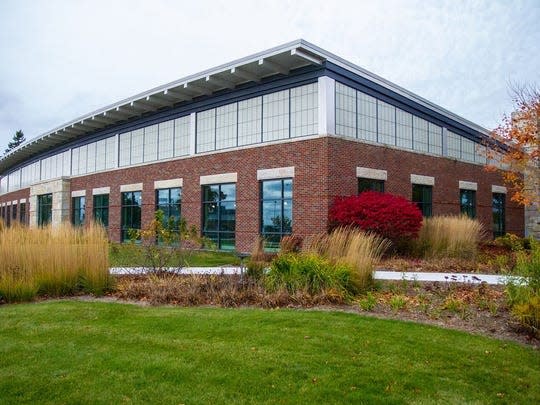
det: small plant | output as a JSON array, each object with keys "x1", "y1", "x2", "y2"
[
  {"x1": 358, "y1": 292, "x2": 377, "y2": 311},
  {"x1": 279, "y1": 235, "x2": 303, "y2": 253},
  {"x1": 129, "y1": 210, "x2": 206, "y2": 277},
  {"x1": 389, "y1": 295, "x2": 407, "y2": 312},
  {"x1": 506, "y1": 239, "x2": 540, "y2": 335},
  {"x1": 495, "y1": 233, "x2": 530, "y2": 252}
]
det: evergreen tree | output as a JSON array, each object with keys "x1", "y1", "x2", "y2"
[{"x1": 4, "y1": 130, "x2": 25, "y2": 155}]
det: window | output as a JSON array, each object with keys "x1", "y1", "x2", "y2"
[
  {"x1": 238, "y1": 97, "x2": 262, "y2": 146},
  {"x1": 6, "y1": 206, "x2": 11, "y2": 227},
  {"x1": 460, "y1": 189, "x2": 476, "y2": 218},
  {"x1": 377, "y1": 100, "x2": 395, "y2": 145},
  {"x1": 358, "y1": 92, "x2": 377, "y2": 142},
  {"x1": 38, "y1": 193, "x2": 53, "y2": 227},
  {"x1": 260, "y1": 179, "x2": 292, "y2": 250},
  {"x1": 215, "y1": 104, "x2": 237, "y2": 150},
  {"x1": 121, "y1": 191, "x2": 142, "y2": 242},
  {"x1": 358, "y1": 178, "x2": 385, "y2": 193},
  {"x1": 20, "y1": 202, "x2": 26, "y2": 224},
  {"x1": 263, "y1": 89, "x2": 289, "y2": 142},
  {"x1": 196, "y1": 109, "x2": 216, "y2": 153},
  {"x1": 412, "y1": 184, "x2": 433, "y2": 217},
  {"x1": 93, "y1": 194, "x2": 109, "y2": 228},
  {"x1": 396, "y1": 109, "x2": 413, "y2": 149},
  {"x1": 492, "y1": 193, "x2": 505, "y2": 238},
  {"x1": 202, "y1": 183, "x2": 236, "y2": 250},
  {"x1": 156, "y1": 188, "x2": 182, "y2": 231},
  {"x1": 290, "y1": 83, "x2": 318, "y2": 138},
  {"x1": 413, "y1": 116, "x2": 429, "y2": 153},
  {"x1": 12, "y1": 204, "x2": 17, "y2": 222},
  {"x1": 447, "y1": 131, "x2": 461, "y2": 159},
  {"x1": 72, "y1": 196, "x2": 86, "y2": 226}
]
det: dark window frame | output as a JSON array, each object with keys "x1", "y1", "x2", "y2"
[
  {"x1": 260, "y1": 178, "x2": 293, "y2": 250},
  {"x1": 121, "y1": 191, "x2": 142, "y2": 242},
  {"x1": 358, "y1": 178, "x2": 385, "y2": 193},
  {"x1": 37, "y1": 193, "x2": 53, "y2": 227},
  {"x1": 201, "y1": 183, "x2": 236, "y2": 250},
  {"x1": 71, "y1": 196, "x2": 86, "y2": 227},
  {"x1": 93, "y1": 194, "x2": 110, "y2": 228},
  {"x1": 492, "y1": 192, "x2": 506, "y2": 238},
  {"x1": 460, "y1": 189, "x2": 476, "y2": 218},
  {"x1": 412, "y1": 184, "x2": 433, "y2": 217}
]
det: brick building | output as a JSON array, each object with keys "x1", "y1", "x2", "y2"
[{"x1": 0, "y1": 40, "x2": 523, "y2": 251}]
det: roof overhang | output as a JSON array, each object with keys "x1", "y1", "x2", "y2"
[{"x1": 0, "y1": 39, "x2": 490, "y2": 174}]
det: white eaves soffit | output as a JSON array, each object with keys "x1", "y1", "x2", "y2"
[{"x1": 0, "y1": 39, "x2": 490, "y2": 173}]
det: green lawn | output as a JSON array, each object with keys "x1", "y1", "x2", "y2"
[
  {"x1": 0, "y1": 302, "x2": 538, "y2": 404},
  {"x1": 109, "y1": 243, "x2": 241, "y2": 267}
]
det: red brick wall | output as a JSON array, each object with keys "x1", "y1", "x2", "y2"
[
  {"x1": 327, "y1": 136, "x2": 524, "y2": 236},
  {"x1": 0, "y1": 136, "x2": 525, "y2": 249}
]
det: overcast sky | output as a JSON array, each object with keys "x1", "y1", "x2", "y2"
[{"x1": 0, "y1": 0, "x2": 538, "y2": 149}]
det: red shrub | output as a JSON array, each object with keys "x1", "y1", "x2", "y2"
[{"x1": 329, "y1": 191, "x2": 423, "y2": 243}]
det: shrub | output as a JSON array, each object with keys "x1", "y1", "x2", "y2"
[
  {"x1": 0, "y1": 222, "x2": 111, "y2": 303},
  {"x1": 495, "y1": 233, "x2": 532, "y2": 252},
  {"x1": 266, "y1": 253, "x2": 355, "y2": 297},
  {"x1": 506, "y1": 239, "x2": 540, "y2": 336},
  {"x1": 279, "y1": 235, "x2": 303, "y2": 253},
  {"x1": 417, "y1": 215, "x2": 484, "y2": 259},
  {"x1": 329, "y1": 192, "x2": 422, "y2": 245},
  {"x1": 303, "y1": 227, "x2": 389, "y2": 291}
]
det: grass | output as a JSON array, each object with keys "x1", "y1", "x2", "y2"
[
  {"x1": 0, "y1": 302, "x2": 538, "y2": 404},
  {"x1": 109, "y1": 243, "x2": 241, "y2": 267},
  {"x1": 0, "y1": 223, "x2": 111, "y2": 302},
  {"x1": 417, "y1": 215, "x2": 484, "y2": 259}
]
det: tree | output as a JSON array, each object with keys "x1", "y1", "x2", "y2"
[
  {"x1": 486, "y1": 84, "x2": 539, "y2": 207},
  {"x1": 4, "y1": 130, "x2": 26, "y2": 155}
]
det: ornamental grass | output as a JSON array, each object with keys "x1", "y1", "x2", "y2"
[
  {"x1": 418, "y1": 215, "x2": 485, "y2": 259},
  {"x1": 0, "y1": 222, "x2": 111, "y2": 303}
]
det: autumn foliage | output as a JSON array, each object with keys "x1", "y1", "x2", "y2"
[
  {"x1": 329, "y1": 191, "x2": 423, "y2": 243},
  {"x1": 486, "y1": 84, "x2": 539, "y2": 207}
]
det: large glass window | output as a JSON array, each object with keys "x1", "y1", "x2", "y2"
[
  {"x1": 460, "y1": 189, "x2": 476, "y2": 218},
  {"x1": 202, "y1": 183, "x2": 236, "y2": 250},
  {"x1": 38, "y1": 193, "x2": 53, "y2": 227},
  {"x1": 492, "y1": 193, "x2": 505, "y2": 238},
  {"x1": 336, "y1": 82, "x2": 356, "y2": 138},
  {"x1": 93, "y1": 194, "x2": 109, "y2": 228},
  {"x1": 238, "y1": 97, "x2": 262, "y2": 146},
  {"x1": 196, "y1": 109, "x2": 216, "y2": 153},
  {"x1": 262, "y1": 89, "x2": 289, "y2": 142},
  {"x1": 72, "y1": 196, "x2": 86, "y2": 227},
  {"x1": 121, "y1": 191, "x2": 142, "y2": 242},
  {"x1": 261, "y1": 179, "x2": 293, "y2": 250},
  {"x1": 413, "y1": 116, "x2": 429, "y2": 153},
  {"x1": 396, "y1": 109, "x2": 413, "y2": 149},
  {"x1": 358, "y1": 178, "x2": 385, "y2": 193},
  {"x1": 358, "y1": 92, "x2": 377, "y2": 142},
  {"x1": 6, "y1": 206, "x2": 11, "y2": 227},
  {"x1": 412, "y1": 184, "x2": 433, "y2": 217},
  {"x1": 377, "y1": 100, "x2": 395, "y2": 145},
  {"x1": 290, "y1": 83, "x2": 318, "y2": 138},
  {"x1": 216, "y1": 103, "x2": 238, "y2": 150},
  {"x1": 12, "y1": 204, "x2": 17, "y2": 222},
  {"x1": 156, "y1": 188, "x2": 182, "y2": 230}
]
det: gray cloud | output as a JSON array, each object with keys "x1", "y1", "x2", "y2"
[{"x1": 0, "y1": 0, "x2": 538, "y2": 148}]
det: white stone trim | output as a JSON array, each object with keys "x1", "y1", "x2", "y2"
[
  {"x1": 92, "y1": 187, "x2": 110, "y2": 195},
  {"x1": 120, "y1": 183, "x2": 143, "y2": 192},
  {"x1": 318, "y1": 76, "x2": 336, "y2": 135},
  {"x1": 71, "y1": 190, "x2": 86, "y2": 198},
  {"x1": 492, "y1": 185, "x2": 507, "y2": 194},
  {"x1": 19, "y1": 198, "x2": 26, "y2": 203},
  {"x1": 154, "y1": 178, "x2": 183, "y2": 189},
  {"x1": 257, "y1": 167, "x2": 295, "y2": 180},
  {"x1": 459, "y1": 180, "x2": 478, "y2": 191},
  {"x1": 356, "y1": 167, "x2": 387, "y2": 181},
  {"x1": 6, "y1": 201, "x2": 11, "y2": 206},
  {"x1": 12, "y1": 200, "x2": 17, "y2": 205},
  {"x1": 410, "y1": 174, "x2": 435, "y2": 186},
  {"x1": 200, "y1": 172, "x2": 237, "y2": 185}
]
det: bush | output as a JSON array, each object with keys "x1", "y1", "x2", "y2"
[
  {"x1": 266, "y1": 253, "x2": 356, "y2": 297},
  {"x1": 495, "y1": 233, "x2": 532, "y2": 252},
  {"x1": 0, "y1": 222, "x2": 111, "y2": 303},
  {"x1": 329, "y1": 192, "x2": 422, "y2": 245},
  {"x1": 303, "y1": 227, "x2": 389, "y2": 291},
  {"x1": 417, "y1": 215, "x2": 484, "y2": 259},
  {"x1": 506, "y1": 239, "x2": 540, "y2": 336}
]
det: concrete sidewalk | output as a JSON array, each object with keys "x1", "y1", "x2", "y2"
[{"x1": 110, "y1": 267, "x2": 519, "y2": 285}]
